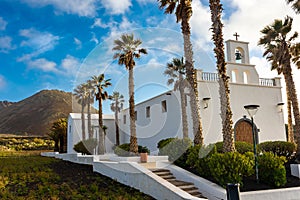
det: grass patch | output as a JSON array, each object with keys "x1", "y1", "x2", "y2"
[{"x1": 0, "y1": 151, "x2": 154, "y2": 199}]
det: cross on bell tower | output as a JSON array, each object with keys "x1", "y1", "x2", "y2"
[{"x1": 233, "y1": 32, "x2": 240, "y2": 41}]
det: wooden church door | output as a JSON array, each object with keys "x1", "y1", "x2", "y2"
[{"x1": 234, "y1": 120, "x2": 253, "y2": 144}]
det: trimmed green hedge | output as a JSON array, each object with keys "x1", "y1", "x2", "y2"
[
  {"x1": 73, "y1": 138, "x2": 97, "y2": 155},
  {"x1": 257, "y1": 141, "x2": 296, "y2": 161},
  {"x1": 114, "y1": 143, "x2": 150, "y2": 156},
  {"x1": 186, "y1": 144, "x2": 217, "y2": 177},
  {"x1": 208, "y1": 152, "x2": 254, "y2": 187},
  {"x1": 158, "y1": 138, "x2": 192, "y2": 162},
  {"x1": 215, "y1": 141, "x2": 253, "y2": 154},
  {"x1": 258, "y1": 152, "x2": 287, "y2": 187}
]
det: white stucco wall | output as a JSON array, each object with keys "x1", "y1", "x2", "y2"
[
  {"x1": 67, "y1": 39, "x2": 286, "y2": 154},
  {"x1": 67, "y1": 113, "x2": 116, "y2": 154}
]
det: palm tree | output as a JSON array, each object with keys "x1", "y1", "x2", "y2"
[
  {"x1": 91, "y1": 74, "x2": 112, "y2": 155},
  {"x1": 209, "y1": 0, "x2": 235, "y2": 152},
  {"x1": 109, "y1": 92, "x2": 124, "y2": 146},
  {"x1": 73, "y1": 83, "x2": 88, "y2": 140},
  {"x1": 258, "y1": 16, "x2": 300, "y2": 155},
  {"x1": 287, "y1": 97, "x2": 294, "y2": 143},
  {"x1": 86, "y1": 80, "x2": 95, "y2": 139},
  {"x1": 158, "y1": 0, "x2": 204, "y2": 145},
  {"x1": 112, "y1": 33, "x2": 147, "y2": 154},
  {"x1": 286, "y1": 0, "x2": 300, "y2": 14},
  {"x1": 164, "y1": 57, "x2": 189, "y2": 138}
]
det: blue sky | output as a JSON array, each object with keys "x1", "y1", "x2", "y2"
[{"x1": 0, "y1": 0, "x2": 299, "y2": 114}]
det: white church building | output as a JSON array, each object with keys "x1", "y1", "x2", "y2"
[{"x1": 67, "y1": 39, "x2": 286, "y2": 154}]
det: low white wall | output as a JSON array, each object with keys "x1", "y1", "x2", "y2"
[
  {"x1": 241, "y1": 187, "x2": 300, "y2": 200},
  {"x1": 93, "y1": 161, "x2": 205, "y2": 200}
]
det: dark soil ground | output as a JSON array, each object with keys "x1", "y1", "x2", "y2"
[{"x1": 50, "y1": 159, "x2": 156, "y2": 199}]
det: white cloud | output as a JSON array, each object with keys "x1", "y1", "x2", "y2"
[
  {"x1": 190, "y1": 0, "x2": 212, "y2": 50},
  {"x1": 0, "y1": 36, "x2": 15, "y2": 53},
  {"x1": 136, "y1": 0, "x2": 156, "y2": 5},
  {"x1": 61, "y1": 55, "x2": 81, "y2": 76},
  {"x1": 101, "y1": 0, "x2": 132, "y2": 15},
  {"x1": 0, "y1": 75, "x2": 6, "y2": 90},
  {"x1": 0, "y1": 17, "x2": 7, "y2": 30},
  {"x1": 90, "y1": 32, "x2": 99, "y2": 44},
  {"x1": 74, "y1": 37, "x2": 82, "y2": 49},
  {"x1": 223, "y1": 0, "x2": 298, "y2": 50},
  {"x1": 22, "y1": 0, "x2": 99, "y2": 17},
  {"x1": 91, "y1": 18, "x2": 110, "y2": 29},
  {"x1": 18, "y1": 28, "x2": 60, "y2": 59},
  {"x1": 27, "y1": 58, "x2": 58, "y2": 73}
]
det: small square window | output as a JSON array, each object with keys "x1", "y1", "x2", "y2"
[
  {"x1": 162, "y1": 100, "x2": 167, "y2": 113},
  {"x1": 123, "y1": 115, "x2": 126, "y2": 124},
  {"x1": 146, "y1": 106, "x2": 150, "y2": 118}
]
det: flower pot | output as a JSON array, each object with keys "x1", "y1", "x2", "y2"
[
  {"x1": 140, "y1": 153, "x2": 148, "y2": 163},
  {"x1": 291, "y1": 164, "x2": 300, "y2": 178}
]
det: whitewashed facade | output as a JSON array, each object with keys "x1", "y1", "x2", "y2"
[
  {"x1": 68, "y1": 40, "x2": 286, "y2": 154},
  {"x1": 67, "y1": 113, "x2": 116, "y2": 154}
]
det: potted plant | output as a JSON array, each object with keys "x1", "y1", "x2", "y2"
[{"x1": 140, "y1": 146, "x2": 149, "y2": 163}]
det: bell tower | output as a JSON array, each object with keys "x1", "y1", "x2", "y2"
[
  {"x1": 225, "y1": 35, "x2": 259, "y2": 85},
  {"x1": 225, "y1": 38, "x2": 250, "y2": 64}
]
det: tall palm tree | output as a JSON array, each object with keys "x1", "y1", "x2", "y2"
[
  {"x1": 91, "y1": 74, "x2": 112, "y2": 155},
  {"x1": 287, "y1": 0, "x2": 300, "y2": 14},
  {"x1": 112, "y1": 33, "x2": 147, "y2": 154},
  {"x1": 209, "y1": 0, "x2": 235, "y2": 152},
  {"x1": 73, "y1": 83, "x2": 88, "y2": 140},
  {"x1": 109, "y1": 92, "x2": 124, "y2": 146},
  {"x1": 164, "y1": 57, "x2": 189, "y2": 138},
  {"x1": 86, "y1": 80, "x2": 95, "y2": 139},
  {"x1": 287, "y1": 97, "x2": 294, "y2": 143},
  {"x1": 158, "y1": 0, "x2": 204, "y2": 145},
  {"x1": 258, "y1": 16, "x2": 300, "y2": 155}
]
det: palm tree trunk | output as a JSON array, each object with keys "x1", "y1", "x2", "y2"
[
  {"x1": 87, "y1": 94, "x2": 92, "y2": 139},
  {"x1": 283, "y1": 64, "x2": 300, "y2": 155},
  {"x1": 179, "y1": 75, "x2": 189, "y2": 138},
  {"x1": 115, "y1": 102, "x2": 120, "y2": 146},
  {"x1": 81, "y1": 101, "x2": 86, "y2": 140},
  {"x1": 98, "y1": 94, "x2": 105, "y2": 155},
  {"x1": 287, "y1": 89, "x2": 294, "y2": 143},
  {"x1": 129, "y1": 65, "x2": 138, "y2": 154},
  {"x1": 209, "y1": 0, "x2": 235, "y2": 152},
  {"x1": 181, "y1": 0, "x2": 203, "y2": 145}
]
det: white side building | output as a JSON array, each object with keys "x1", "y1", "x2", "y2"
[
  {"x1": 67, "y1": 39, "x2": 286, "y2": 154},
  {"x1": 67, "y1": 113, "x2": 116, "y2": 154}
]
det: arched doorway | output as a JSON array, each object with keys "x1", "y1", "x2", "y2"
[{"x1": 234, "y1": 117, "x2": 258, "y2": 144}]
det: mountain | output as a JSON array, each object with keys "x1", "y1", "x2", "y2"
[
  {"x1": 0, "y1": 90, "x2": 76, "y2": 136},
  {"x1": 0, "y1": 101, "x2": 15, "y2": 110}
]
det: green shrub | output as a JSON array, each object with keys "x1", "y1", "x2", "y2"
[
  {"x1": 208, "y1": 152, "x2": 254, "y2": 187},
  {"x1": 258, "y1": 141, "x2": 296, "y2": 161},
  {"x1": 73, "y1": 139, "x2": 98, "y2": 155},
  {"x1": 258, "y1": 152, "x2": 287, "y2": 187},
  {"x1": 157, "y1": 138, "x2": 175, "y2": 149},
  {"x1": 215, "y1": 141, "x2": 253, "y2": 154},
  {"x1": 158, "y1": 138, "x2": 192, "y2": 162},
  {"x1": 114, "y1": 143, "x2": 150, "y2": 156},
  {"x1": 185, "y1": 144, "x2": 217, "y2": 177}
]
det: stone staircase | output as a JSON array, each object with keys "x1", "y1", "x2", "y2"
[{"x1": 151, "y1": 169, "x2": 207, "y2": 199}]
